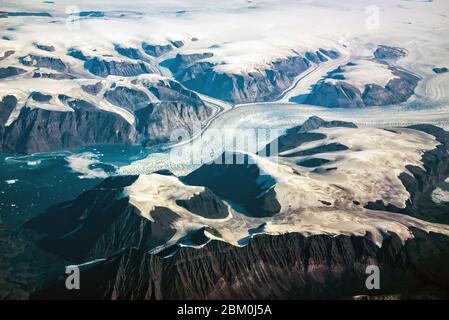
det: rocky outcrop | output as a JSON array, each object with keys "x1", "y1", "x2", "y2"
[
  {"x1": 32, "y1": 72, "x2": 74, "y2": 80},
  {"x1": 141, "y1": 41, "x2": 184, "y2": 57},
  {"x1": 183, "y1": 153, "x2": 281, "y2": 217},
  {"x1": 304, "y1": 50, "x2": 333, "y2": 64},
  {"x1": 433, "y1": 67, "x2": 448, "y2": 74},
  {"x1": 1, "y1": 98, "x2": 136, "y2": 154},
  {"x1": 67, "y1": 48, "x2": 88, "y2": 61},
  {"x1": 162, "y1": 50, "x2": 339, "y2": 103},
  {"x1": 0, "y1": 49, "x2": 15, "y2": 61},
  {"x1": 142, "y1": 42, "x2": 173, "y2": 57},
  {"x1": 143, "y1": 77, "x2": 204, "y2": 107},
  {"x1": 84, "y1": 57, "x2": 151, "y2": 77},
  {"x1": 25, "y1": 175, "x2": 179, "y2": 261},
  {"x1": 34, "y1": 43, "x2": 55, "y2": 52},
  {"x1": 305, "y1": 67, "x2": 419, "y2": 108},
  {"x1": 114, "y1": 44, "x2": 143, "y2": 60},
  {"x1": 291, "y1": 116, "x2": 357, "y2": 132},
  {"x1": 374, "y1": 45, "x2": 407, "y2": 61},
  {"x1": 259, "y1": 116, "x2": 357, "y2": 156},
  {"x1": 305, "y1": 81, "x2": 365, "y2": 108},
  {"x1": 135, "y1": 101, "x2": 211, "y2": 146},
  {"x1": 30, "y1": 92, "x2": 52, "y2": 102},
  {"x1": 0, "y1": 95, "x2": 17, "y2": 139},
  {"x1": 104, "y1": 86, "x2": 149, "y2": 111},
  {"x1": 297, "y1": 158, "x2": 330, "y2": 168},
  {"x1": 175, "y1": 188, "x2": 229, "y2": 219},
  {"x1": 362, "y1": 69, "x2": 419, "y2": 106},
  {"x1": 303, "y1": 46, "x2": 419, "y2": 108},
  {"x1": 0, "y1": 11, "x2": 52, "y2": 18},
  {"x1": 0, "y1": 99, "x2": 210, "y2": 154},
  {"x1": 318, "y1": 48, "x2": 339, "y2": 59},
  {"x1": 32, "y1": 229, "x2": 449, "y2": 299},
  {"x1": 25, "y1": 169, "x2": 234, "y2": 264},
  {"x1": 19, "y1": 54, "x2": 68, "y2": 72},
  {"x1": 81, "y1": 82, "x2": 103, "y2": 95},
  {"x1": 0, "y1": 76, "x2": 212, "y2": 154},
  {"x1": 365, "y1": 125, "x2": 449, "y2": 224},
  {"x1": 0, "y1": 66, "x2": 26, "y2": 79}
]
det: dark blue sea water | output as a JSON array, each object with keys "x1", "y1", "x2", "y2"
[{"x1": 0, "y1": 145, "x2": 151, "y2": 225}]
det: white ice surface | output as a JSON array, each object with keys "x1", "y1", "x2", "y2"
[
  {"x1": 121, "y1": 126, "x2": 449, "y2": 250},
  {"x1": 1, "y1": 0, "x2": 449, "y2": 122},
  {"x1": 65, "y1": 152, "x2": 110, "y2": 179},
  {"x1": 327, "y1": 59, "x2": 398, "y2": 91}
]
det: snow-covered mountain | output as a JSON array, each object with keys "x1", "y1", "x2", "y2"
[
  {"x1": 302, "y1": 46, "x2": 420, "y2": 108},
  {"x1": 27, "y1": 117, "x2": 449, "y2": 298},
  {"x1": 2, "y1": 0, "x2": 449, "y2": 300},
  {"x1": 1, "y1": 0, "x2": 449, "y2": 154}
]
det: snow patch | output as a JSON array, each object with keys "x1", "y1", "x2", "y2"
[
  {"x1": 432, "y1": 187, "x2": 449, "y2": 205},
  {"x1": 327, "y1": 59, "x2": 398, "y2": 91}
]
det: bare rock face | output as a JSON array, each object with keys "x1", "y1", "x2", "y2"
[
  {"x1": 1, "y1": 100, "x2": 136, "y2": 154},
  {"x1": 31, "y1": 230, "x2": 449, "y2": 299},
  {"x1": 0, "y1": 66, "x2": 26, "y2": 79},
  {"x1": 0, "y1": 96, "x2": 210, "y2": 154},
  {"x1": 67, "y1": 48, "x2": 88, "y2": 61},
  {"x1": 141, "y1": 41, "x2": 184, "y2": 57},
  {"x1": 0, "y1": 76, "x2": 212, "y2": 154},
  {"x1": 162, "y1": 50, "x2": 339, "y2": 103},
  {"x1": 84, "y1": 56, "x2": 151, "y2": 77},
  {"x1": 305, "y1": 68, "x2": 419, "y2": 108},
  {"x1": 33, "y1": 43, "x2": 55, "y2": 52},
  {"x1": 32, "y1": 72, "x2": 74, "y2": 80},
  {"x1": 362, "y1": 69, "x2": 419, "y2": 106},
  {"x1": 81, "y1": 82, "x2": 103, "y2": 95},
  {"x1": 141, "y1": 42, "x2": 174, "y2": 57},
  {"x1": 292, "y1": 115, "x2": 358, "y2": 133},
  {"x1": 175, "y1": 188, "x2": 229, "y2": 219},
  {"x1": 433, "y1": 67, "x2": 448, "y2": 74},
  {"x1": 0, "y1": 95, "x2": 17, "y2": 139},
  {"x1": 104, "y1": 86, "x2": 150, "y2": 111},
  {"x1": 114, "y1": 44, "x2": 143, "y2": 60},
  {"x1": 183, "y1": 153, "x2": 281, "y2": 218},
  {"x1": 304, "y1": 46, "x2": 419, "y2": 108},
  {"x1": 144, "y1": 77, "x2": 204, "y2": 107},
  {"x1": 305, "y1": 81, "x2": 365, "y2": 108},
  {"x1": 135, "y1": 100, "x2": 211, "y2": 146},
  {"x1": 19, "y1": 54, "x2": 68, "y2": 72},
  {"x1": 26, "y1": 175, "x2": 179, "y2": 261},
  {"x1": 259, "y1": 116, "x2": 357, "y2": 157},
  {"x1": 0, "y1": 50, "x2": 15, "y2": 61},
  {"x1": 374, "y1": 45, "x2": 407, "y2": 61}
]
